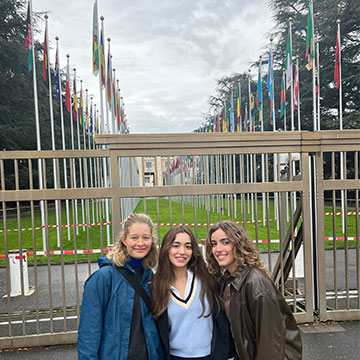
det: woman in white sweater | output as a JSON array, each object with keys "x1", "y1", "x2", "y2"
[{"x1": 152, "y1": 226, "x2": 233, "y2": 360}]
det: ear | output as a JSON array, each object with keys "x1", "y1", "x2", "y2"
[{"x1": 120, "y1": 235, "x2": 127, "y2": 246}]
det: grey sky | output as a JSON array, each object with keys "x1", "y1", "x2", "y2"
[{"x1": 33, "y1": 0, "x2": 275, "y2": 133}]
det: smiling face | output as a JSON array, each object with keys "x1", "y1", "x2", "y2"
[
  {"x1": 210, "y1": 228, "x2": 237, "y2": 273},
  {"x1": 168, "y1": 232, "x2": 193, "y2": 269},
  {"x1": 121, "y1": 222, "x2": 153, "y2": 259}
]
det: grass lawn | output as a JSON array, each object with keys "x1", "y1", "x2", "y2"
[{"x1": 0, "y1": 197, "x2": 358, "y2": 265}]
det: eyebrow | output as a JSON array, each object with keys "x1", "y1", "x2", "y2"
[{"x1": 173, "y1": 241, "x2": 192, "y2": 245}]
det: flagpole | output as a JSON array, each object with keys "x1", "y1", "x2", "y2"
[
  {"x1": 270, "y1": 37, "x2": 279, "y2": 230},
  {"x1": 67, "y1": 56, "x2": 79, "y2": 235},
  {"x1": 28, "y1": 0, "x2": 46, "y2": 250},
  {"x1": 44, "y1": 15, "x2": 60, "y2": 245},
  {"x1": 74, "y1": 70, "x2": 85, "y2": 232},
  {"x1": 248, "y1": 69, "x2": 254, "y2": 222},
  {"x1": 337, "y1": 19, "x2": 345, "y2": 233},
  {"x1": 288, "y1": 17, "x2": 294, "y2": 131},
  {"x1": 296, "y1": 56, "x2": 301, "y2": 131},
  {"x1": 311, "y1": 0, "x2": 317, "y2": 131},
  {"x1": 316, "y1": 39, "x2": 321, "y2": 131},
  {"x1": 99, "y1": 16, "x2": 106, "y2": 135},
  {"x1": 258, "y1": 56, "x2": 265, "y2": 226},
  {"x1": 55, "y1": 37, "x2": 71, "y2": 241}
]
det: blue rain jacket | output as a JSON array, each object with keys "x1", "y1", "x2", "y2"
[{"x1": 78, "y1": 256, "x2": 163, "y2": 360}]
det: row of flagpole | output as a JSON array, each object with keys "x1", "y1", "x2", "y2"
[
  {"x1": 198, "y1": 0, "x2": 345, "y2": 231},
  {"x1": 24, "y1": 0, "x2": 138, "y2": 250}
]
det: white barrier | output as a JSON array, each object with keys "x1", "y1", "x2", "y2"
[{"x1": 8, "y1": 250, "x2": 31, "y2": 297}]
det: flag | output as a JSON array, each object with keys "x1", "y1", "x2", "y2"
[
  {"x1": 65, "y1": 58, "x2": 71, "y2": 112},
  {"x1": 92, "y1": 0, "x2": 100, "y2": 75},
  {"x1": 230, "y1": 92, "x2": 234, "y2": 132},
  {"x1": 216, "y1": 112, "x2": 220, "y2": 132},
  {"x1": 305, "y1": 3, "x2": 314, "y2": 71},
  {"x1": 256, "y1": 66, "x2": 262, "y2": 111},
  {"x1": 25, "y1": 2, "x2": 33, "y2": 72},
  {"x1": 116, "y1": 82, "x2": 120, "y2": 129},
  {"x1": 89, "y1": 101, "x2": 93, "y2": 137},
  {"x1": 73, "y1": 77, "x2": 78, "y2": 121},
  {"x1": 294, "y1": 63, "x2": 299, "y2": 110},
  {"x1": 250, "y1": 93, "x2": 255, "y2": 131},
  {"x1": 42, "y1": 25, "x2": 48, "y2": 84},
  {"x1": 280, "y1": 75, "x2": 286, "y2": 119},
  {"x1": 267, "y1": 51, "x2": 274, "y2": 126},
  {"x1": 237, "y1": 82, "x2": 241, "y2": 131},
  {"x1": 79, "y1": 85, "x2": 84, "y2": 126},
  {"x1": 222, "y1": 104, "x2": 226, "y2": 132},
  {"x1": 54, "y1": 47, "x2": 61, "y2": 103},
  {"x1": 285, "y1": 31, "x2": 292, "y2": 89},
  {"x1": 106, "y1": 49, "x2": 112, "y2": 107},
  {"x1": 334, "y1": 31, "x2": 340, "y2": 88},
  {"x1": 244, "y1": 106, "x2": 248, "y2": 132},
  {"x1": 315, "y1": 65, "x2": 319, "y2": 98},
  {"x1": 100, "y1": 26, "x2": 106, "y2": 87}
]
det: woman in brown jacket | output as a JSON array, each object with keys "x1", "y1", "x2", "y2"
[{"x1": 206, "y1": 221, "x2": 302, "y2": 360}]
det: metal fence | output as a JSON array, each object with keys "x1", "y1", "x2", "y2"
[{"x1": 0, "y1": 130, "x2": 359, "y2": 348}]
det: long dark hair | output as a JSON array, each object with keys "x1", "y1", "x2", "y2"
[{"x1": 152, "y1": 226, "x2": 221, "y2": 319}]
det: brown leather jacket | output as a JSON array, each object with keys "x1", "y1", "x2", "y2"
[{"x1": 224, "y1": 266, "x2": 302, "y2": 360}]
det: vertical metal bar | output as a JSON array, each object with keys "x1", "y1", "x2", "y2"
[
  {"x1": 155, "y1": 156, "x2": 161, "y2": 245},
  {"x1": 331, "y1": 151, "x2": 338, "y2": 309},
  {"x1": 14, "y1": 159, "x2": 26, "y2": 335},
  {"x1": 97, "y1": 157, "x2": 104, "y2": 255},
  {"x1": 229, "y1": 154, "x2": 234, "y2": 221},
  {"x1": 56, "y1": 157, "x2": 67, "y2": 332},
  {"x1": 265, "y1": 154, "x2": 272, "y2": 275},
  {"x1": 192, "y1": 156, "x2": 198, "y2": 241},
  {"x1": 205, "y1": 155, "x2": 210, "y2": 232},
  {"x1": 110, "y1": 153, "x2": 121, "y2": 248},
  {"x1": 70, "y1": 158, "x2": 80, "y2": 325},
  {"x1": 316, "y1": 151, "x2": 326, "y2": 320},
  {"x1": 216, "y1": 155, "x2": 221, "y2": 222},
  {"x1": 301, "y1": 152, "x2": 314, "y2": 321},
  {"x1": 290, "y1": 185, "x2": 296, "y2": 312},
  {"x1": 129, "y1": 157, "x2": 134, "y2": 211},
  {"x1": 253, "y1": 154, "x2": 259, "y2": 249},
  {"x1": 29, "y1": 159, "x2": 40, "y2": 333},
  {"x1": 180, "y1": 156, "x2": 185, "y2": 225},
  {"x1": 1, "y1": 159, "x2": 12, "y2": 336},
  {"x1": 241, "y1": 154, "x2": 246, "y2": 232},
  {"x1": 142, "y1": 157, "x2": 146, "y2": 213},
  {"x1": 355, "y1": 151, "x2": 360, "y2": 308}
]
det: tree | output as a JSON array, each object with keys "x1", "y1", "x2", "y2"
[{"x1": 266, "y1": 0, "x2": 360, "y2": 130}]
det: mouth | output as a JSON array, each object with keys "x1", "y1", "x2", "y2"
[
  {"x1": 174, "y1": 256, "x2": 187, "y2": 262},
  {"x1": 216, "y1": 254, "x2": 227, "y2": 261}
]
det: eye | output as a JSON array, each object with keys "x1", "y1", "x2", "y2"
[
  {"x1": 222, "y1": 240, "x2": 230, "y2": 246},
  {"x1": 186, "y1": 245, "x2": 192, "y2": 250},
  {"x1": 143, "y1": 236, "x2": 151, "y2": 241},
  {"x1": 172, "y1": 243, "x2": 179, "y2": 248},
  {"x1": 210, "y1": 241, "x2": 217, "y2": 247}
]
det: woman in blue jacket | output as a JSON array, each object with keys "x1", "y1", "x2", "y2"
[{"x1": 78, "y1": 213, "x2": 163, "y2": 360}]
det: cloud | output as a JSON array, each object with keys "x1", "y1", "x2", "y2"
[{"x1": 33, "y1": 0, "x2": 274, "y2": 133}]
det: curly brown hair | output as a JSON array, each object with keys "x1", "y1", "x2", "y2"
[
  {"x1": 152, "y1": 226, "x2": 221, "y2": 319},
  {"x1": 206, "y1": 221, "x2": 269, "y2": 279},
  {"x1": 107, "y1": 213, "x2": 158, "y2": 269}
]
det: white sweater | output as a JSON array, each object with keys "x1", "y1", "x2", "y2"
[{"x1": 168, "y1": 271, "x2": 213, "y2": 358}]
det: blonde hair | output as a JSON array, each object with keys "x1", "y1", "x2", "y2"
[
  {"x1": 107, "y1": 213, "x2": 158, "y2": 269},
  {"x1": 206, "y1": 221, "x2": 269, "y2": 279}
]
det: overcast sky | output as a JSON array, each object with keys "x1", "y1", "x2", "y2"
[{"x1": 32, "y1": 0, "x2": 275, "y2": 134}]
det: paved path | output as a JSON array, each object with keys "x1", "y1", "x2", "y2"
[{"x1": 0, "y1": 321, "x2": 359, "y2": 359}]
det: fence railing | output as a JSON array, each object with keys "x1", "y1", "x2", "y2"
[{"x1": 0, "y1": 130, "x2": 359, "y2": 348}]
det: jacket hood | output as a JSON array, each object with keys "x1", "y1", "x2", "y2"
[{"x1": 98, "y1": 256, "x2": 112, "y2": 268}]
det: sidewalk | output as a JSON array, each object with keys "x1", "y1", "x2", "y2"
[{"x1": 0, "y1": 321, "x2": 359, "y2": 359}]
